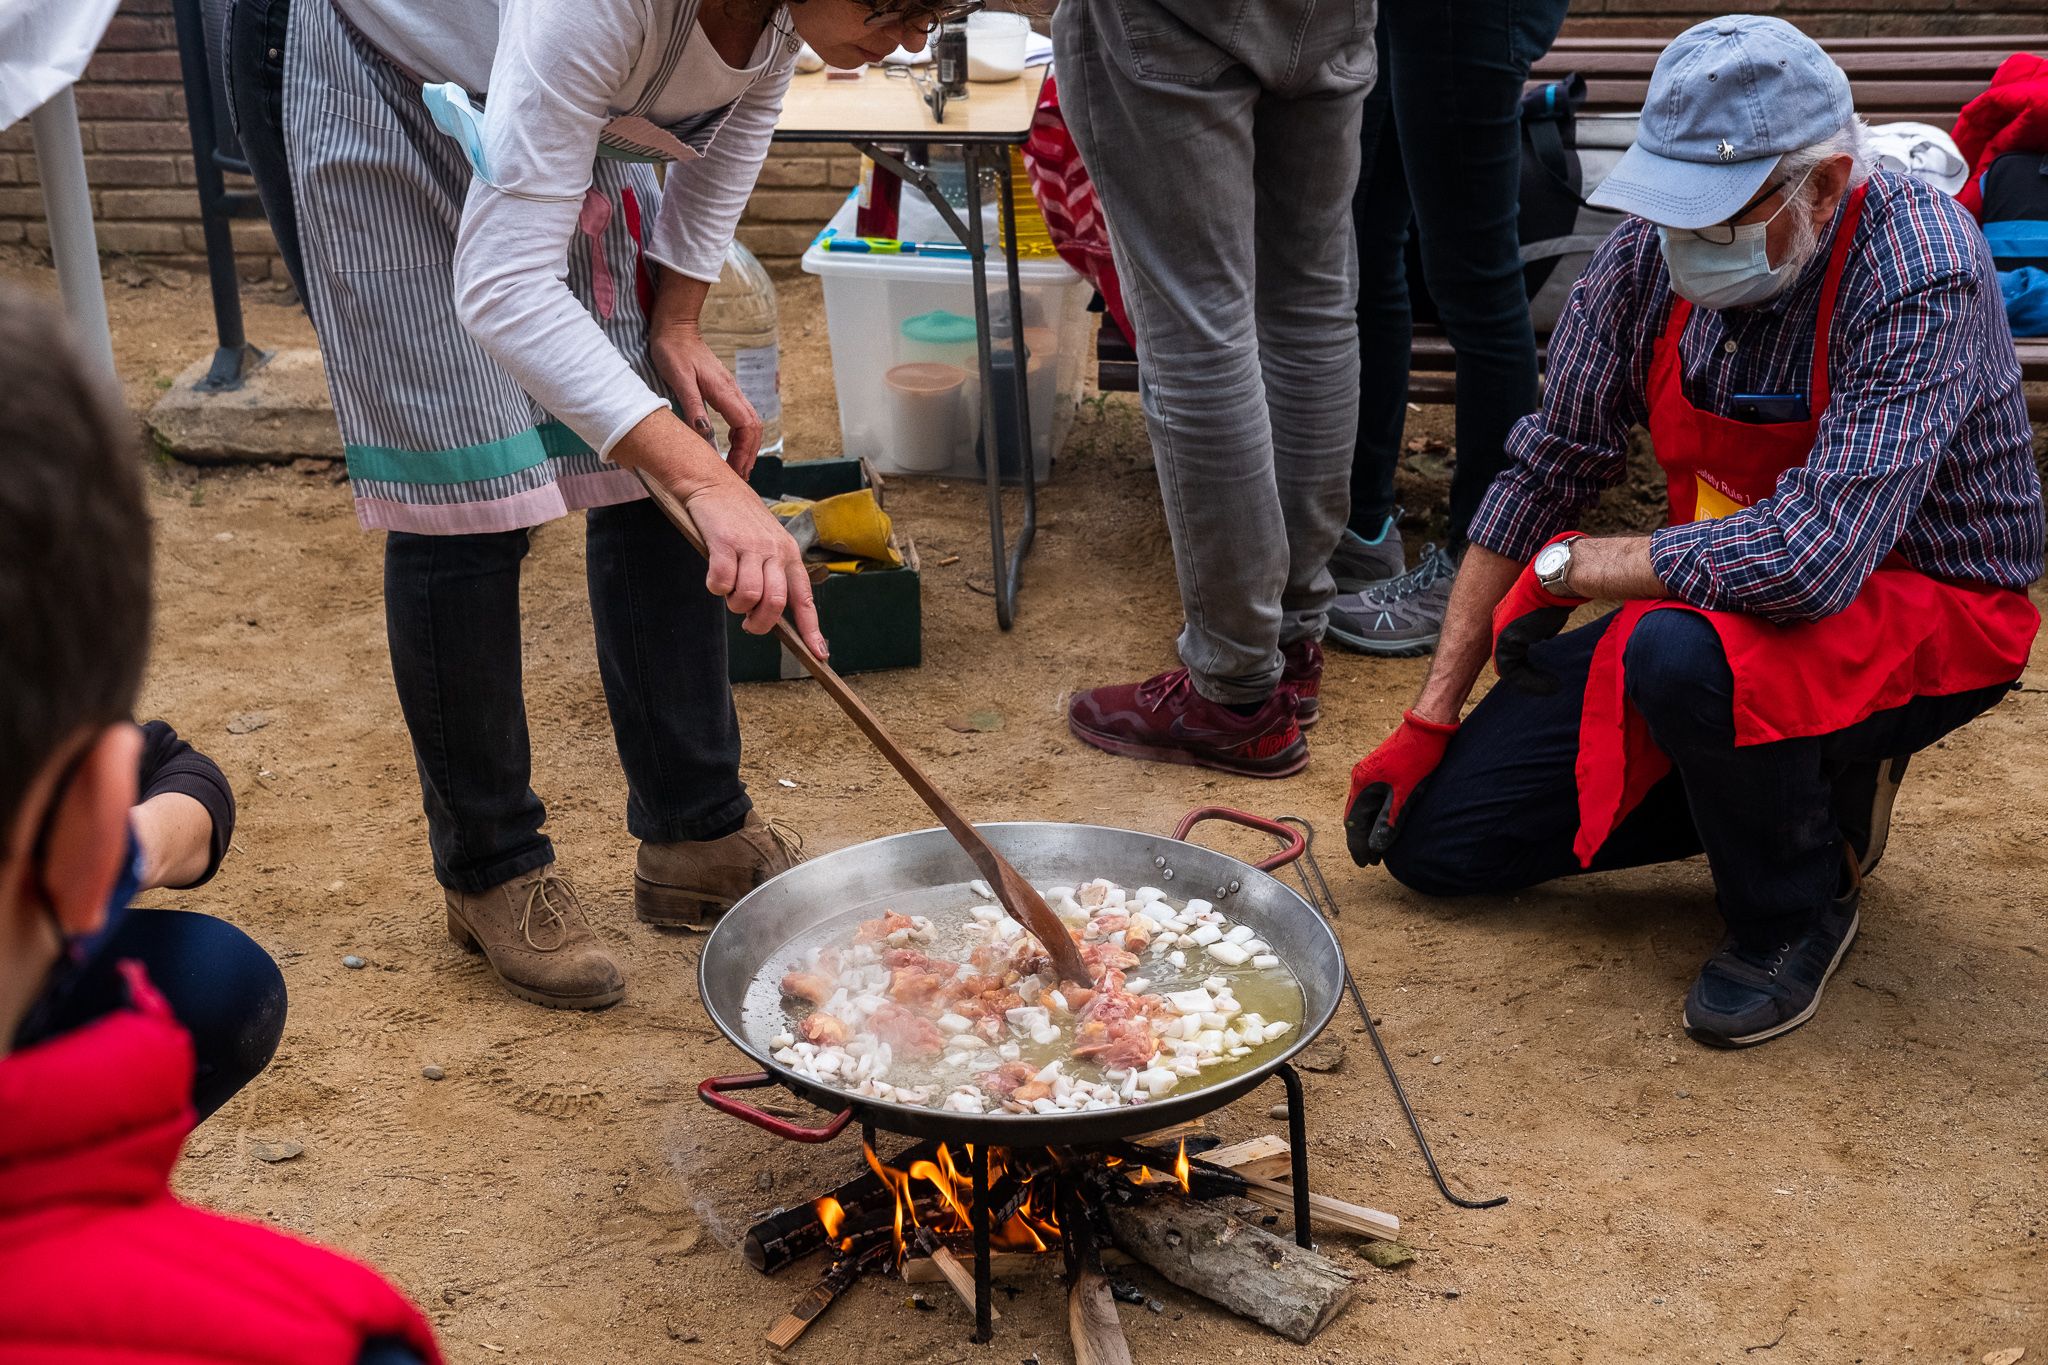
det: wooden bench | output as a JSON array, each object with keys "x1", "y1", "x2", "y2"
[{"x1": 1097, "y1": 34, "x2": 2048, "y2": 420}]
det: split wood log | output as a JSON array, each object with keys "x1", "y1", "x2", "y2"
[
  {"x1": 766, "y1": 1267, "x2": 852, "y2": 1349},
  {"x1": 1069, "y1": 1268, "x2": 1135, "y2": 1365},
  {"x1": 901, "y1": 1247, "x2": 1130, "y2": 1283},
  {"x1": 1230, "y1": 1171, "x2": 1401, "y2": 1242},
  {"x1": 1199, "y1": 1135, "x2": 1293, "y2": 1183},
  {"x1": 764, "y1": 1233, "x2": 895, "y2": 1347},
  {"x1": 903, "y1": 1251, "x2": 1038, "y2": 1284},
  {"x1": 1192, "y1": 1137, "x2": 1401, "y2": 1239},
  {"x1": 1106, "y1": 1194, "x2": 1357, "y2": 1344},
  {"x1": 911, "y1": 1229, "x2": 1000, "y2": 1322}
]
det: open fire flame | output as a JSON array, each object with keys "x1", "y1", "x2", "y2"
[{"x1": 817, "y1": 1141, "x2": 1191, "y2": 1264}]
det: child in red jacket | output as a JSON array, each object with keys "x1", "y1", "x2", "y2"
[{"x1": 0, "y1": 284, "x2": 442, "y2": 1365}]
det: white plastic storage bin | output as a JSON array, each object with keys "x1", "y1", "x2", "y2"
[{"x1": 801, "y1": 195, "x2": 1093, "y2": 481}]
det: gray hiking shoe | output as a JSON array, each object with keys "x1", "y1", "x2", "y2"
[
  {"x1": 1329, "y1": 510, "x2": 1405, "y2": 591},
  {"x1": 1327, "y1": 543, "x2": 1457, "y2": 657}
]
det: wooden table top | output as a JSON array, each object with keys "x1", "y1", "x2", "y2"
[{"x1": 773, "y1": 64, "x2": 1046, "y2": 143}]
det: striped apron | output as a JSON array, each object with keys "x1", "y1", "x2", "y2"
[{"x1": 282, "y1": 0, "x2": 765, "y2": 534}]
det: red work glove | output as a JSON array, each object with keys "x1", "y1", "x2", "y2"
[
  {"x1": 1345, "y1": 711, "x2": 1459, "y2": 866},
  {"x1": 1492, "y1": 533, "x2": 1588, "y2": 696}
]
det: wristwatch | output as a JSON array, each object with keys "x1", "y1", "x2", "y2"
[{"x1": 1533, "y1": 535, "x2": 1584, "y2": 595}]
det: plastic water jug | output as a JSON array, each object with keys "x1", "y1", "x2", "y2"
[{"x1": 698, "y1": 241, "x2": 784, "y2": 459}]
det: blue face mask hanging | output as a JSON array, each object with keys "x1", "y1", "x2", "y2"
[
  {"x1": 1657, "y1": 168, "x2": 1817, "y2": 311},
  {"x1": 10, "y1": 829, "x2": 144, "y2": 1052}
]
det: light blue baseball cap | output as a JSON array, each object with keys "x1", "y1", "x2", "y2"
[{"x1": 1589, "y1": 15, "x2": 1854, "y2": 230}]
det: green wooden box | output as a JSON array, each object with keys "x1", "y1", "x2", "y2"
[{"x1": 726, "y1": 456, "x2": 922, "y2": 682}]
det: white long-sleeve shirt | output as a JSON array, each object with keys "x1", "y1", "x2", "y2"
[{"x1": 337, "y1": 0, "x2": 796, "y2": 455}]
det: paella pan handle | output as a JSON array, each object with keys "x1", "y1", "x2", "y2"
[
  {"x1": 1172, "y1": 806, "x2": 1307, "y2": 872},
  {"x1": 698, "y1": 1072, "x2": 854, "y2": 1143}
]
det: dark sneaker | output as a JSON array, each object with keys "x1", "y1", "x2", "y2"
[
  {"x1": 1683, "y1": 862, "x2": 1861, "y2": 1049},
  {"x1": 1069, "y1": 668, "x2": 1308, "y2": 778},
  {"x1": 1327, "y1": 543, "x2": 1457, "y2": 657},
  {"x1": 1281, "y1": 637, "x2": 1323, "y2": 729},
  {"x1": 1835, "y1": 755, "x2": 1910, "y2": 877},
  {"x1": 1329, "y1": 510, "x2": 1405, "y2": 592}
]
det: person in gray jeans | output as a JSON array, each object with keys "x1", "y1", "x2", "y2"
[{"x1": 1060, "y1": 0, "x2": 1376, "y2": 779}]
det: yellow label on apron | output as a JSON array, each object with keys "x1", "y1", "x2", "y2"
[{"x1": 1692, "y1": 476, "x2": 1744, "y2": 522}]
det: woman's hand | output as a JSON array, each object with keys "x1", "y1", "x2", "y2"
[
  {"x1": 683, "y1": 478, "x2": 826, "y2": 651},
  {"x1": 650, "y1": 269, "x2": 763, "y2": 479},
  {"x1": 610, "y1": 408, "x2": 827, "y2": 658}
]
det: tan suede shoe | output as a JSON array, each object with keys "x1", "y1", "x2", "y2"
[
  {"x1": 634, "y1": 814, "x2": 804, "y2": 928},
  {"x1": 445, "y1": 864, "x2": 625, "y2": 1009}
]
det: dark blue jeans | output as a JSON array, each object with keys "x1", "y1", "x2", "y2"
[
  {"x1": 1349, "y1": 0, "x2": 1566, "y2": 545},
  {"x1": 14, "y1": 908, "x2": 287, "y2": 1123},
  {"x1": 1386, "y1": 610, "x2": 2014, "y2": 945},
  {"x1": 385, "y1": 498, "x2": 750, "y2": 894},
  {"x1": 225, "y1": 0, "x2": 306, "y2": 296}
]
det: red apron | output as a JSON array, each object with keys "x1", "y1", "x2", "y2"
[{"x1": 1572, "y1": 184, "x2": 2039, "y2": 867}]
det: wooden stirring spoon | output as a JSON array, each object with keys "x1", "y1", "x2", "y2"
[{"x1": 634, "y1": 472, "x2": 1095, "y2": 989}]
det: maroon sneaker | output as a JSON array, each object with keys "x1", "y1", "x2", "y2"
[
  {"x1": 1068, "y1": 668, "x2": 1309, "y2": 778},
  {"x1": 1281, "y1": 638, "x2": 1323, "y2": 729}
]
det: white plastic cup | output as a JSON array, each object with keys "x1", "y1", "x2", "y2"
[
  {"x1": 966, "y1": 12, "x2": 1029, "y2": 82},
  {"x1": 885, "y1": 362, "x2": 968, "y2": 472}
]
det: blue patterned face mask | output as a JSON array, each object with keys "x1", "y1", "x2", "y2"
[{"x1": 422, "y1": 81, "x2": 494, "y2": 184}]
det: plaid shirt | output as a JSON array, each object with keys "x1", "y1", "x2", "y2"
[{"x1": 1468, "y1": 170, "x2": 2045, "y2": 623}]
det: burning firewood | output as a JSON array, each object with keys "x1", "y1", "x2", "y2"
[
  {"x1": 744, "y1": 1139, "x2": 941, "y2": 1274},
  {"x1": 764, "y1": 1225, "x2": 895, "y2": 1349}
]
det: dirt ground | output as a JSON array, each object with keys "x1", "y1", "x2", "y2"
[{"x1": 7, "y1": 254, "x2": 2046, "y2": 1365}]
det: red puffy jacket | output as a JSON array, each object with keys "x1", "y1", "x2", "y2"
[
  {"x1": 1952, "y1": 52, "x2": 2048, "y2": 218},
  {"x1": 0, "y1": 963, "x2": 443, "y2": 1364}
]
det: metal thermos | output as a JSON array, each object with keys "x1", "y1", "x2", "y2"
[{"x1": 935, "y1": 21, "x2": 968, "y2": 97}]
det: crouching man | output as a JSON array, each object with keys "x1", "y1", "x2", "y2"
[{"x1": 1343, "y1": 17, "x2": 2043, "y2": 1050}]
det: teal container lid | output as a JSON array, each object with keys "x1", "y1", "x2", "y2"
[{"x1": 901, "y1": 310, "x2": 979, "y2": 344}]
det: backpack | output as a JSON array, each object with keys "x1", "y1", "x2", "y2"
[
  {"x1": 1516, "y1": 76, "x2": 1636, "y2": 332},
  {"x1": 1979, "y1": 150, "x2": 2048, "y2": 271}
]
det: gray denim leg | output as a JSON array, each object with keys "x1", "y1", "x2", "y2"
[{"x1": 1055, "y1": 0, "x2": 1373, "y2": 705}]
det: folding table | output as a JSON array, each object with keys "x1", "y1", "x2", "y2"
[{"x1": 774, "y1": 66, "x2": 1051, "y2": 629}]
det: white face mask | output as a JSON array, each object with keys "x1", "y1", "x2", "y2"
[{"x1": 1657, "y1": 168, "x2": 1817, "y2": 311}]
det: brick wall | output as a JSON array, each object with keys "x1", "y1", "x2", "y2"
[
  {"x1": 0, "y1": 0, "x2": 284, "y2": 276},
  {"x1": 4, "y1": 0, "x2": 2042, "y2": 277}
]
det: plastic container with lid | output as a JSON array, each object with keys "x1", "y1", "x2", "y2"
[
  {"x1": 966, "y1": 12, "x2": 1029, "y2": 82},
  {"x1": 803, "y1": 194, "x2": 1093, "y2": 481},
  {"x1": 695, "y1": 240, "x2": 783, "y2": 458},
  {"x1": 898, "y1": 309, "x2": 980, "y2": 368}
]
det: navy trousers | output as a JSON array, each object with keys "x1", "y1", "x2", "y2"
[
  {"x1": 14, "y1": 907, "x2": 287, "y2": 1123},
  {"x1": 1349, "y1": 0, "x2": 1568, "y2": 546},
  {"x1": 1386, "y1": 610, "x2": 2013, "y2": 945}
]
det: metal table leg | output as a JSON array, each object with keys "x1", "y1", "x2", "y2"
[
  {"x1": 959, "y1": 145, "x2": 1013, "y2": 628},
  {"x1": 993, "y1": 146, "x2": 1038, "y2": 620},
  {"x1": 850, "y1": 140, "x2": 1037, "y2": 630},
  {"x1": 28, "y1": 88, "x2": 116, "y2": 389}
]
